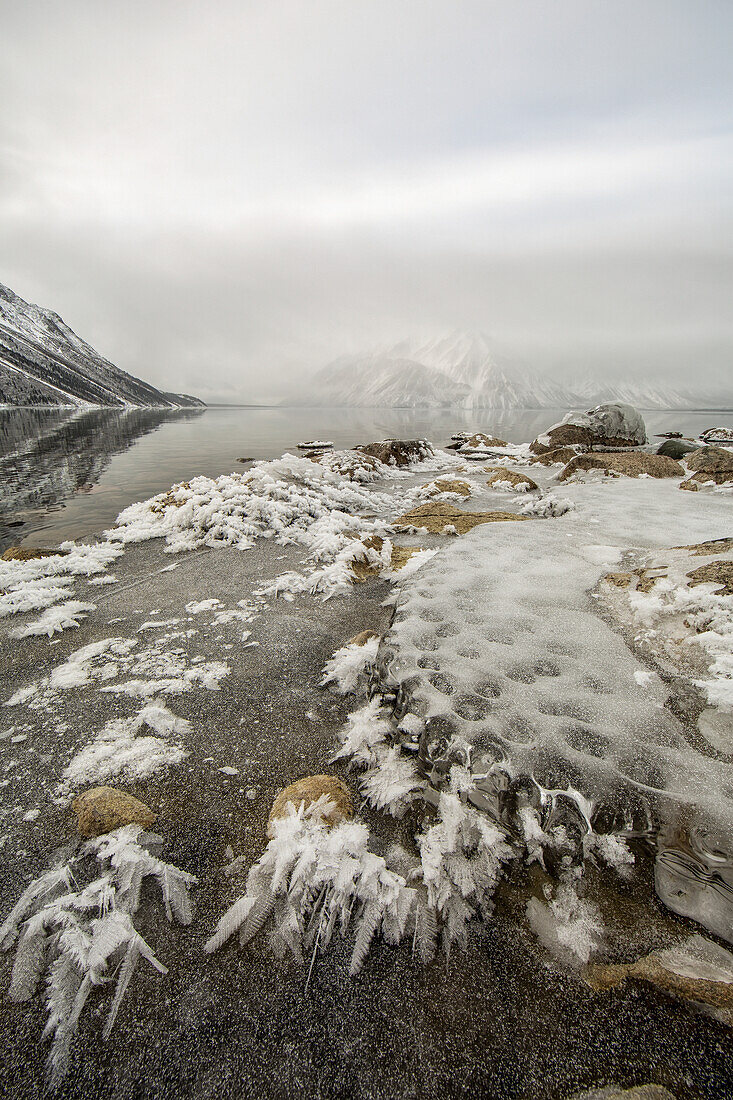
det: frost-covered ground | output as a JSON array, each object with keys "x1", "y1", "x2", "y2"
[{"x1": 1, "y1": 441, "x2": 733, "y2": 1098}]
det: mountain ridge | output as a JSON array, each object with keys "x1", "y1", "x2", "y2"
[
  {"x1": 0, "y1": 282, "x2": 204, "y2": 409},
  {"x1": 293, "y1": 333, "x2": 716, "y2": 410}
]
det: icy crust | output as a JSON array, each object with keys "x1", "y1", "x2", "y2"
[{"x1": 332, "y1": 476, "x2": 733, "y2": 944}]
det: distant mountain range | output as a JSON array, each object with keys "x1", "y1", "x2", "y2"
[
  {"x1": 295, "y1": 333, "x2": 728, "y2": 410},
  {"x1": 0, "y1": 283, "x2": 204, "y2": 408}
]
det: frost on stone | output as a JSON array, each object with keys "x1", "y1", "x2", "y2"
[
  {"x1": 61, "y1": 701, "x2": 190, "y2": 788},
  {"x1": 0, "y1": 826, "x2": 196, "y2": 1088},
  {"x1": 321, "y1": 635, "x2": 380, "y2": 695},
  {"x1": 204, "y1": 797, "x2": 419, "y2": 976}
]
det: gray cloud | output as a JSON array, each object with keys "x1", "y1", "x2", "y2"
[{"x1": 1, "y1": 0, "x2": 731, "y2": 402}]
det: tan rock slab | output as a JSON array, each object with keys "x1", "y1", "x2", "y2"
[
  {"x1": 394, "y1": 501, "x2": 530, "y2": 534},
  {"x1": 687, "y1": 560, "x2": 733, "y2": 596},
  {"x1": 2, "y1": 546, "x2": 68, "y2": 561},
  {"x1": 678, "y1": 538, "x2": 733, "y2": 555},
  {"x1": 485, "y1": 467, "x2": 538, "y2": 491},
  {"x1": 267, "y1": 775, "x2": 353, "y2": 838},
  {"x1": 73, "y1": 787, "x2": 157, "y2": 837},
  {"x1": 558, "y1": 453, "x2": 683, "y2": 481},
  {"x1": 584, "y1": 951, "x2": 733, "y2": 1027},
  {"x1": 679, "y1": 479, "x2": 700, "y2": 491},
  {"x1": 346, "y1": 629, "x2": 380, "y2": 647},
  {"x1": 390, "y1": 546, "x2": 425, "y2": 570},
  {"x1": 424, "y1": 478, "x2": 472, "y2": 497}
]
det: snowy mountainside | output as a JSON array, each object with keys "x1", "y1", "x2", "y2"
[
  {"x1": 297, "y1": 332, "x2": 721, "y2": 410},
  {"x1": 0, "y1": 282, "x2": 204, "y2": 408},
  {"x1": 303, "y1": 334, "x2": 576, "y2": 410}
]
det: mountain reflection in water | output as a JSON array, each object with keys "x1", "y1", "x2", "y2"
[{"x1": 0, "y1": 407, "x2": 204, "y2": 552}]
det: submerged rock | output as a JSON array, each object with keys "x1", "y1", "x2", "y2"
[
  {"x1": 394, "y1": 501, "x2": 530, "y2": 534},
  {"x1": 530, "y1": 445, "x2": 584, "y2": 466},
  {"x1": 584, "y1": 934, "x2": 733, "y2": 1027},
  {"x1": 267, "y1": 775, "x2": 353, "y2": 838},
  {"x1": 347, "y1": 629, "x2": 381, "y2": 647},
  {"x1": 73, "y1": 786, "x2": 157, "y2": 837},
  {"x1": 558, "y1": 453, "x2": 683, "y2": 481}
]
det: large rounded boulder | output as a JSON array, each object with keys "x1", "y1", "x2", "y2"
[{"x1": 531, "y1": 403, "x2": 647, "y2": 455}]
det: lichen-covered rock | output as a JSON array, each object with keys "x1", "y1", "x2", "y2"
[
  {"x1": 530, "y1": 423, "x2": 594, "y2": 455},
  {"x1": 267, "y1": 775, "x2": 353, "y2": 838},
  {"x1": 485, "y1": 467, "x2": 538, "y2": 491},
  {"x1": 394, "y1": 501, "x2": 530, "y2": 534},
  {"x1": 357, "y1": 439, "x2": 433, "y2": 467},
  {"x1": 685, "y1": 446, "x2": 733, "y2": 485},
  {"x1": 558, "y1": 453, "x2": 683, "y2": 481},
  {"x1": 2, "y1": 546, "x2": 68, "y2": 561},
  {"x1": 73, "y1": 787, "x2": 157, "y2": 837}
]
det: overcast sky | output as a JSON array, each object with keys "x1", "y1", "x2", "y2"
[{"x1": 1, "y1": 1, "x2": 731, "y2": 402}]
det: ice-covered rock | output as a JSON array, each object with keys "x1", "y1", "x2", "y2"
[
  {"x1": 532, "y1": 403, "x2": 647, "y2": 455},
  {"x1": 267, "y1": 775, "x2": 353, "y2": 837}
]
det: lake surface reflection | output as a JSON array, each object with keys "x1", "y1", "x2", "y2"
[{"x1": 1, "y1": 404, "x2": 731, "y2": 551}]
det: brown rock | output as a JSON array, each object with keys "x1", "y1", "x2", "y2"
[
  {"x1": 687, "y1": 561, "x2": 733, "y2": 596},
  {"x1": 584, "y1": 945, "x2": 733, "y2": 1027},
  {"x1": 679, "y1": 479, "x2": 700, "y2": 491},
  {"x1": 684, "y1": 446, "x2": 733, "y2": 485},
  {"x1": 530, "y1": 423, "x2": 594, "y2": 455},
  {"x1": 346, "y1": 629, "x2": 380, "y2": 647},
  {"x1": 73, "y1": 787, "x2": 157, "y2": 837},
  {"x1": 603, "y1": 572, "x2": 634, "y2": 588},
  {"x1": 425, "y1": 478, "x2": 472, "y2": 497},
  {"x1": 462, "y1": 432, "x2": 508, "y2": 449},
  {"x1": 678, "y1": 538, "x2": 733, "y2": 555},
  {"x1": 394, "y1": 501, "x2": 530, "y2": 534},
  {"x1": 485, "y1": 467, "x2": 538, "y2": 491},
  {"x1": 390, "y1": 546, "x2": 425, "y2": 570},
  {"x1": 2, "y1": 546, "x2": 68, "y2": 561},
  {"x1": 310, "y1": 450, "x2": 380, "y2": 478},
  {"x1": 267, "y1": 775, "x2": 353, "y2": 837},
  {"x1": 357, "y1": 439, "x2": 432, "y2": 467},
  {"x1": 558, "y1": 453, "x2": 684, "y2": 481}
]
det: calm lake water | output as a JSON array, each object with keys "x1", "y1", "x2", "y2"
[{"x1": 1, "y1": 404, "x2": 731, "y2": 551}]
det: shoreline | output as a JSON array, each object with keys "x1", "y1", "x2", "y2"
[{"x1": 1, "y1": 426, "x2": 732, "y2": 1098}]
